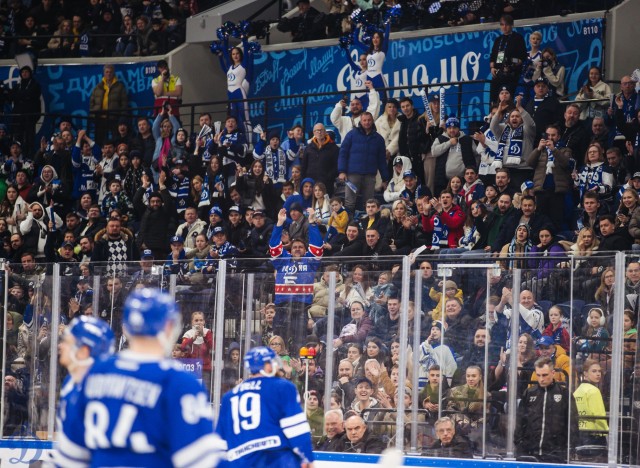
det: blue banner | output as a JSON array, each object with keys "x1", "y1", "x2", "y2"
[
  {"x1": 0, "y1": 61, "x2": 157, "y2": 137},
  {"x1": 250, "y1": 18, "x2": 604, "y2": 138}
]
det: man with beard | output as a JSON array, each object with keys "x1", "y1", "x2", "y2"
[
  {"x1": 330, "y1": 81, "x2": 381, "y2": 140},
  {"x1": 135, "y1": 176, "x2": 175, "y2": 260}
]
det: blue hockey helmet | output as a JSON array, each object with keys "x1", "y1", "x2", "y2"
[
  {"x1": 123, "y1": 288, "x2": 180, "y2": 337},
  {"x1": 67, "y1": 316, "x2": 115, "y2": 360},
  {"x1": 244, "y1": 346, "x2": 278, "y2": 374}
]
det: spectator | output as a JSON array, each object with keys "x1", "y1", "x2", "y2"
[
  {"x1": 590, "y1": 117, "x2": 610, "y2": 149},
  {"x1": 424, "y1": 190, "x2": 466, "y2": 250},
  {"x1": 276, "y1": 0, "x2": 326, "y2": 42},
  {"x1": 151, "y1": 59, "x2": 182, "y2": 116},
  {"x1": 515, "y1": 356, "x2": 578, "y2": 463},
  {"x1": 490, "y1": 96, "x2": 536, "y2": 190},
  {"x1": 19, "y1": 201, "x2": 63, "y2": 260},
  {"x1": 486, "y1": 192, "x2": 515, "y2": 252},
  {"x1": 338, "y1": 112, "x2": 389, "y2": 214},
  {"x1": 521, "y1": 30, "x2": 542, "y2": 92},
  {"x1": 607, "y1": 75, "x2": 639, "y2": 143},
  {"x1": 89, "y1": 65, "x2": 129, "y2": 145},
  {"x1": 575, "y1": 142, "x2": 614, "y2": 202},
  {"x1": 383, "y1": 156, "x2": 411, "y2": 204},
  {"x1": 418, "y1": 321, "x2": 457, "y2": 389},
  {"x1": 135, "y1": 16, "x2": 157, "y2": 57},
  {"x1": 576, "y1": 66, "x2": 612, "y2": 121},
  {"x1": 375, "y1": 99, "x2": 401, "y2": 165},
  {"x1": 28, "y1": 164, "x2": 69, "y2": 215},
  {"x1": 213, "y1": 115, "x2": 248, "y2": 184},
  {"x1": 132, "y1": 117, "x2": 155, "y2": 169},
  {"x1": 330, "y1": 83, "x2": 381, "y2": 141},
  {"x1": 598, "y1": 213, "x2": 632, "y2": 252},
  {"x1": 253, "y1": 129, "x2": 292, "y2": 186},
  {"x1": 93, "y1": 7, "x2": 119, "y2": 56},
  {"x1": 269, "y1": 207, "x2": 323, "y2": 350},
  {"x1": 301, "y1": 124, "x2": 339, "y2": 196},
  {"x1": 91, "y1": 218, "x2": 138, "y2": 276},
  {"x1": 573, "y1": 359, "x2": 608, "y2": 447},
  {"x1": 398, "y1": 97, "x2": 427, "y2": 185},
  {"x1": 559, "y1": 104, "x2": 589, "y2": 165},
  {"x1": 497, "y1": 288, "x2": 544, "y2": 346},
  {"x1": 341, "y1": 411, "x2": 385, "y2": 454},
  {"x1": 525, "y1": 77, "x2": 562, "y2": 143},
  {"x1": 0, "y1": 184, "x2": 28, "y2": 234},
  {"x1": 489, "y1": 14, "x2": 527, "y2": 104},
  {"x1": 499, "y1": 222, "x2": 532, "y2": 269},
  {"x1": 531, "y1": 47, "x2": 566, "y2": 98},
  {"x1": 427, "y1": 416, "x2": 473, "y2": 458},
  {"x1": 235, "y1": 160, "x2": 277, "y2": 218},
  {"x1": 315, "y1": 409, "x2": 346, "y2": 451},
  {"x1": 431, "y1": 116, "x2": 476, "y2": 195},
  {"x1": 9, "y1": 66, "x2": 42, "y2": 157},
  {"x1": 400, "y1": 170, "x2": 431, "y2": 215},
  {"x1": 114, "y1": 14, "x2": 137, "y2": 56},
  {"x1": 526, "y1": 124, "x2": 573, "y2": 231},
  {"x1": 459, "y1": 167, "x2": 485, "y2": 210}
]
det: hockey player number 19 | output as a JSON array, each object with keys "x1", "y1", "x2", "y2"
[{"x1": 230, "y1": 393, "x2": 261, "y2": 435}]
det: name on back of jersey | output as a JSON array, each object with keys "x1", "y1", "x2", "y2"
[
  {"x1": 232, "y1": 379, "x2": 262, "y2": 394},
  {"x1": 85, "y1": 374, "x2": 162, "y2": 408}
]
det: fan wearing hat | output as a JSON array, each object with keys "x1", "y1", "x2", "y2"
[
  {"x1": 530, "y1": 336, "x2": 571, "y2": 386},
  {"x1": 205, "y1": 226, "x2": 240, "y2": 270},
  {"x1": 431, "y1": 116, "x2": 476, "y2": 196},
  {"x1": 205, "y1": 205, "x2": 225, "y2": 239},
  {"x1": 100, "y1": 175, "x2": 133, "y2": 221},
  {"x1": 400, "y1": 169, "x2": 433, "y2": 215},
  {"x1": 269, "y1": 207, "x2": 323, "y2": 350},
  {"x1": 164, "y1": 235, "x2": 188, "y2": 275},
  {"x1": 383, "y1": 155, "x2": 412, "y2": 203},
  {"x1": 253, "y1": 129, "x2": 290, "y2": 185},
  {"x1": 417, "y1": 321, "x2": 457, "y2": 389},
  {"x1": 246, "y1": 209, "x2": 274, "y2": 258},
  {"x1": 213, "y1": 115, "x2": 248, "y2": 183},
  {"x1": 525, "y1": 77, "x2": 562, "y2": 143}
]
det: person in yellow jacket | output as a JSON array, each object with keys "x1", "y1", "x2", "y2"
[
  {"x1": 530, "y1": 336, "x2": 571, "y2": 383},
  {"x1": 573, "y1": 359, "x2": 608, "y2": 446},
  {"x1": 430, "y1": 279, "x2": 464, "y2": 321}
]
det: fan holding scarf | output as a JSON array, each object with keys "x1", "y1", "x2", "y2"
[{"x1": 490, "y1": 96, "x2": 536, "y2": 191}]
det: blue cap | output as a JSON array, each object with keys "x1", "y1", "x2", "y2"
[
  {"x1": 520, "y1": 180, "x2": 534, "y2": 192},
  {"x1": 142, "y1": 249, "x2": 154, "y2": 259},
  {"x1": 61, "y1": 241, "x2": 74, "y2": 249},
  {"x1": 209, "y1": 206, "x2": 222, "y2": 216},
  {"x1": 537, "y1": 336, "x2": 554, "y2": 347},
  {"x1": 212, "y1": 226, "x2": 225, "y2": 235},
  {"x1": 170, "y1": 236, "x2": 184, "y2": 244},
  {"x1": 402, "y1": 170, "x2": 416, "y2": 179}
]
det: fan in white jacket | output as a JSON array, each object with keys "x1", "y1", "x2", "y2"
[{"x1": 383, "y1": 155, "x2": 412, "y2": 203}]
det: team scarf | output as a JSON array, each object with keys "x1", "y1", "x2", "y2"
[
  {"x1": 199, "y1": 174, "x2": 211, "y2": 208},
  {"x1": 545, "y1": 140, "x2": 565, "y2": 175},
  {"x1": 578, "y1": 163, "x2": 606, "y2": 200},
  {"x1": 430, "y1": 214, "x2": 449, "y2": 250},
  {"x1": 168, "y1": 174, "x2": 190, "y2": 213},
  {"x1": 495, "y1": 124, "x2": 524, "y2": 166},
  {"x1": 459, "y1": 225, "x2": 477, "y2": 249},
  {"x1": 439, "y1": 88, "x2": 446, "y2": 123},
  {"x1": 420, "y1": 90, "x2": 436, "y2": 125},
  {"x1": 478, "y1": 128, "x2": 497, "y2": 175}
]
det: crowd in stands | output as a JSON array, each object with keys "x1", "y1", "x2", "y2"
[
  {"x1": 0, "y1": 0, "x2": 190, "y2": 58},
  {"x1": 277, "y1": 0, "x2": 622, "y2": 42},
  {"x1": 1, "y1": 5, "x2": 640, "y2": 462}
]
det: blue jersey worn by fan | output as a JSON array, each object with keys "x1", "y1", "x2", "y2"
[
  {"x1": 269, "y1": 216, "x2": 323, "y2": 305},
  {"x1": 56, "y1": 289, "x2": 225, "y2": 468},
  {"x1": 216, "y1": 346, "x2": 314, "y2": 468}
]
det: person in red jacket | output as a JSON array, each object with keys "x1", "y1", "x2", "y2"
[
  {"x1": 423, "y1": 190, "x2": 466, "y2": 250},
  {"x1": 179, "y1": 310, "x2": 213, "y2": 393}
]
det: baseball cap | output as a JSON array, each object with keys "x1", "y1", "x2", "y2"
[
  {"x1": 252, "y1": 210, "x2": 265, "y2": 217},
  {"x1": 393, "y1": 157, "x2": 403, "y2": 165},
  {"x1": 354, "y1": 377, "x2": 373, "y2": 388},
  {"x1": 170, "y1": 236, "x2": 184, "y2": 244},
  {"x1": 403, "y1": 170, "x2": 416, "y2": 179},
  {"x1": 61, "y1": 241, "x2": 74, "y2": 249},
  {"x1": 212, "y1": 226, "x2": 226, "y2": 236},
  {"x1": 521, "y1": 180, "x2": 534, "y2": 192},
  {"x1": 142, "y1": 249, "x2": 154, "y2": 259},
  {"x1": 632, "y1": 172, "x2": 640, "y2": 180},
  {"x1": 228, "y1": 205, "x2": 241, "y2": 213},
  {"x1": 534, "y1": 76, "x2": 549, "y2": 86},
  {"x1": 537, "y1": 336, "x2": 554, "y2": 348}
]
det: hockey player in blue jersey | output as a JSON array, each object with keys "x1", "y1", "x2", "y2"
[
  {"x1": 52, "y1": 316, "x2": 115, "y2": 467},
  {"x1": 217, "y1": 346, "x2": 315, "y2": 468},
  {"x1": 269, "y1": 207, "x2": 323, "y2": 351},
  {"x1": 57, "y1": 288, "x2": 226, "y2": 467}
]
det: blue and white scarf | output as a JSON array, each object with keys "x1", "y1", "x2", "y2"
[
  {"x1": 168, "y1": 175, "x2": 190, "y2": 213},
  {"x1": 431, "y1": 214, "x2": 449, "y2": 250},
  {"x1": 199, "y1": 174, "x2": 211, "y2": 208},
  {"x1": 495, "y1": 124, "x2": 524, "y2": 166}
]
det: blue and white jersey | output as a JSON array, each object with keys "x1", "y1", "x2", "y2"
[
  {"x1": 57, "y1": 351, "x2": 225, "y2": 468},
  {"x1": 227, "y1": 64, "x2": 247, "y2": 94},
  {"x1": 52, "y1": 375, "x2": 91, "y2": 468},
  {"x1": 216, "y1": 376, "x2": 314, "y2": 467}
]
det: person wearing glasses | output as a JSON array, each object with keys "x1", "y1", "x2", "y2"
[{"x1": 302, "y1": 124, "x2": 339, "y2": 195}]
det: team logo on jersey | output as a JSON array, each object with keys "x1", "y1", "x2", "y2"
[
  {"x1": 228, "y1": 72, "x2": 236, "y2": 81},
  {"x1": 554, "y1": 394, "x2": 562, "y2": 402},
  {"x1": 368, "y1": 58, "x2": 375, "y2": 67}
]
